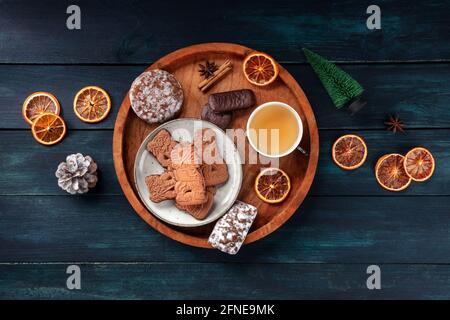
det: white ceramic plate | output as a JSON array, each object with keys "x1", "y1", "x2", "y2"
[{"x1": 134, "y1": 118, "x2": 243, "y2": 227}]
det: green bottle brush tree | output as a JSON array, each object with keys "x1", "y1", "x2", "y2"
[{"x1": 303, "y1": 48, "x2": 366, "y2": 115}]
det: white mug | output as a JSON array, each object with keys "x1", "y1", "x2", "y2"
[{"x1": 246, "y1": 101, "x2": 306, "y2": 158}]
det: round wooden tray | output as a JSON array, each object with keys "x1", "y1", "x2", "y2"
[{"x1": 113, "y1": 43, "x2": 319, "y2": 248}]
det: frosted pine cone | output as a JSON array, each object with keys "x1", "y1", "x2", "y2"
[{"x1": 55, "y1": 153, "x2": 98, "y2": 194}]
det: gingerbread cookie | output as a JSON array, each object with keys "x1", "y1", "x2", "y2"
[
  {"x1": 201, "y1": 163, "x2": 229, "y2": 186},
  {"x1": 169, "y1": 140, "x2": 208, "y2": 206},
  {"x1": 202, "y1": 140, "x2": 224, "y2": 165},
  {"x1": 145, "y1": 171, "x2": 176, "y2": 203},
  {"x1": 176, "y1": 187, "x2": 216, "y2": 220},
  {"x1": 129, "y1": 69, "x2": 183, "y2": 124},
  {"x1": 147, "y1": 129, "x2": 178, "y2": 168},
  {"x1": 195, "y1": 128, "x2": 219, "y2": 162},
  {"x1": 195, "y1": 128, "x2": 229, "y2": 186},
  {"x1": 194, "y1": 128, "x2": 216, "y2": 145},
  {"x1": 173, "y1": 166, "x2": 203, "y2": 183},
  {"x1": 170, "y1": 142, "x2": 201, "y2": 169},
  {"x1": 144, "y1": 127, "x2": 228, "y2": 217},
  {"x1": 175, "y1": 179, "x2": 207, "y2": 206}
]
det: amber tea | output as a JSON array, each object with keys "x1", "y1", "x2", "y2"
[{"x1": 247, "y1": 102, "x2": 302, "y2": 157}]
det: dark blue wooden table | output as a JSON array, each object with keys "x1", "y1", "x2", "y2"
[{"x1": 0, "y1": 0, "x2": 449, "y2": 299}]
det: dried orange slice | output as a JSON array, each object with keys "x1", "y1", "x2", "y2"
[
  {"x1": 332, "y1": 134, "x2": 367, "y2": 170},
  {"x1": 254, "y1": 167, "x2": 291, "y2": 203},
  {"x1": 31, "y1": 113, "x2": 66, "y2": 145},
  {"x1": 243, "y1": 52, "x2": 279, "y2": 86},
  {"x1": 375, "y1": 154, "x2": 411, "y2": 191},
  {"x1": 22, "y1": 92, "x2": 60, "y2": 125},
  {"x1": 404, "y1": 147, "x2": 435, "y2": 182},
  {"x1": 73, "y1": 86, "x2": 111, "y2": 123}
]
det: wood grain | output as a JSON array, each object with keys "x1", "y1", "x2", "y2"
[
  {"x1": 1, "y1": 130, "x2": 448, "y2": 196},
  {"x1": 1, "y1": 64, "x2": 449, "y2": 130},
  {"x1": 0, "y1": 0, "x2": 448, "y2": 63},
  {"x1": 1, "y1": 195, "x2": 449, "y2": 264},
  {"x1": 113, "y1": 43, "x2": 319, "y2": 247},
  {"x1": 1, "y1": 263, "x2": 450, "y2": 299},
  {"x1": 0, "y1": 0, "x2": 449, "y2": 300}
]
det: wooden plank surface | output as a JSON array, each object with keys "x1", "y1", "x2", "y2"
[
  {"x1": 1, "y1": 64, "x2": 449, "y2": 130},
  {"x1": 1, "y1": 263, "x2": 449, "y2": 299},
  {"x1": 1, "y1": 0, "x2": 449, "y2": 300},
  {"x1": 0, "y1": 195, "x2": 449, "y2": 263},
  {"x1": 0, "y1": 0, "x2": 448, "y2": 64},
  {"x1": 1, "y1": 130, "x2": 447, "y2": 196}
]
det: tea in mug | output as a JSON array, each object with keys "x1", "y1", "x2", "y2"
[{"x1": 248, "y1": 104, "x2": 299, "y2": 156}]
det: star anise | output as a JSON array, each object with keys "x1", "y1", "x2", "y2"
[
  {"x1": 198, "y1": 60, "x2": 219, "y2": 79},
  {"x1": 385, "y1": 115, "x2": 405, "y2": 133}
]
